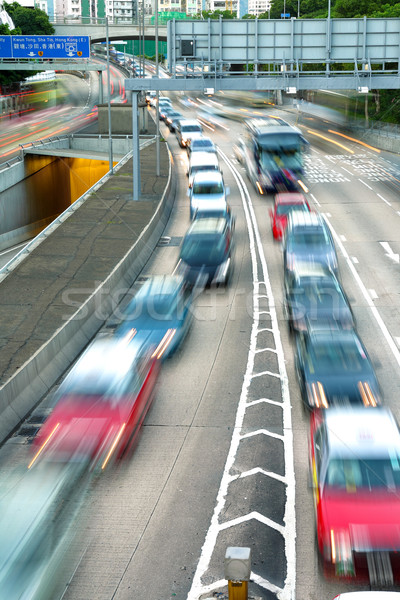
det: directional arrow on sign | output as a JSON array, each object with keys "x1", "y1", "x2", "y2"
[
  {"x1": 28, "y1": 52, "x2": 35, "y2": 56},
  {"x1": 380, "y1": 241, "x2": 400, "y2": 263}
]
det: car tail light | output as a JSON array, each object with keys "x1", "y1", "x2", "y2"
[
  {"x1": 28, "y1": 422, "x2": 61, "y2": 469},
  {"x1": 101, "y1": 423, "x2": 126, "y2": 470},
  {"x1": 151, "y1": 329, "x2": 177, "y2": 360},
  {"x1": 330, "y1": 529, "x2": 354, "y2": 576},
  {"x1": 307, "y1": 382, "x2": 328, "y2": 408},
  {"x1": 358, "y1": 381, "x2": 378, "y2": 407}
]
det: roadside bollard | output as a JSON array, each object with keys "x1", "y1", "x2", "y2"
[{"x1": 224, "y1": 546, "x2": 251, "y2": 600}]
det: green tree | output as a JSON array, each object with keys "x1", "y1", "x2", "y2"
[
  {"x1": 4, "y1": 2, "x2": 54, "y2": 34},
  {"x1": 195, "y1": 9, "x2": 236, "y2": 18}
]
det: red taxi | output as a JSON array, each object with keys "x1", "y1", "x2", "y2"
[
  {"x1": 310, "y1": 407, "x2": 400, "y2": 585},
  {"x1": 269, "y1": 192, "x2": 310, "y2": 240},
  {"x1": 30, "y1": 334, "x2": 160, "y2": 471}
]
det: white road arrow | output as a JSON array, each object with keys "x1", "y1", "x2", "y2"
[{"x1": 380, "y1": 241, "x2": 400, "y2": 263}]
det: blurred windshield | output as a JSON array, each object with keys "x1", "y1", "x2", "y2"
[
  {"x1": 192, "y1": 165, "x2": 218, "y2": 174},
  {"x1": 192, "y1": 182, "x2": 224, "y2": 195},
  {"x1": 182, "y1": 125, "x2": 201, "y2": 133},
  {"x1": 326, "y1": 457, "x2": 400, "y2": 490},
  {"x1": 308, "y1": 339, "x2": 364, "y2": 372},
  {"x1": 181, "y1": 235, "x2": 227, "y2": 266},
  {"x1": 291, "y1": 232, "x2": 330, "y2": 246},
  {"x1": 276, "y1": 203, "x2": 306, "y2": 216}
]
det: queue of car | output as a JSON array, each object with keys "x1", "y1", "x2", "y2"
[{"x1": 272, "y1": 180, "x2": 400, "y2": 589}]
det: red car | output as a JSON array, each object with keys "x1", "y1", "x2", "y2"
[
  {"x1": 269, "y1": 192, "x2": 310, "y2": 240},
  {"x1": 30, "y1": 335, "x2": 160, "y2": 471},
  {"x1": 310, "y1": 407, "x2": 400, "y2": 585}
]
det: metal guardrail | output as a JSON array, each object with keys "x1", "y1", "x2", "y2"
[
  {"x1": 0, "y1": 154, "x2": 23, "y2": 173},
  {"x1": 0, "y1": 135, "x2": 157, "y2": 281}
]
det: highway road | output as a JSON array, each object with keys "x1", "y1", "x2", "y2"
[{"x1": 1, "y1": 93, "x2": 400, "y2": 600}]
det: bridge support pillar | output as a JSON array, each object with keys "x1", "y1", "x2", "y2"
[
  {"x1": 98, "y1": 71, "x2": 103, "y2": 104},
  {"x1": 132, "y1": 91, "x2": 141, "y2": 201}
]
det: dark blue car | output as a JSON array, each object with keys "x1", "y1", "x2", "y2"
[
  {"x1": 115, "y1": 275, "x2": 193, "y2": 360},
  {"x1": 295, "y1": 327, "x2": 381, "y2": 409}
]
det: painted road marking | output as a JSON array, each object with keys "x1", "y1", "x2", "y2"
[{"x1": 187, "y1": 149, "x2": 296, "y2": 600}]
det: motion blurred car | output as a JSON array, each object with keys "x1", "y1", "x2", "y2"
[
  {"x1": 187, "y1": 151, "x2": 220, "y2": 188},
  {"x1": 269, "y1": 192, "x2": 311, "y2": 240},
  {"x1": 31, "y1": 335, "x2": 160, "y2": 470},
  {"x1": 284, "y1": 262, "x2": 354, "y2": 332},
  {"x1": 159, "y1": 104, "x2": 176, "y2": 122},
  {"x1": 284, "y1": 211, "x2": 338, "y2": 275},
  {"x1": 115, "y1": 275, "x2": 193, "y2": 360},
  {"x1": 0, "y1": 461, "x2": 88, "y2": 600},
  {"x1": 165, "y1": 110, "x2": 183, "y2": 131},
  {"x1": 176, "y1": 217, "x2": 234, "y2": 287},
  {"x1": 188, "y1": 171, "x2": 229, "y2": 219},
  {"x1": 187, "y1": 136, "x2": 217, "y2": 155},
  {"x1": 145, "y1": 90, "x2": 156, "y2": 105},
  {"x1": 193, "y1": 203, "x2": 235, "y2": 233},
  {"x1": 310, "y1": 407, "x2": 400, "y2": 584},
  {"x1": 296, "y1": 327, "x2": 380, "y2": 408},
  {"x1": 156, "y1": 96, "x2": 172, "y2": 111},
  {"x1": 176, "y1": 119, "x2": 203, "y2": 148}
]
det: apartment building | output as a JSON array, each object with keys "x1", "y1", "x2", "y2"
[{"x1": 247, "y1": 0, "x2": 269, "y2": 15}]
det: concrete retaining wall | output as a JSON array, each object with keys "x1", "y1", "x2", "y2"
[{"x1": 0, "y1": 147, "x2": 176, "y2": 444}]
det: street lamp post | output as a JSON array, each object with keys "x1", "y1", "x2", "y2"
[
  {"x1": 105, "y1": 16, "x2": 113, "y2": 173},
  {"x1": 155, "y1": 0, "x2": 160, "y2": 175}
]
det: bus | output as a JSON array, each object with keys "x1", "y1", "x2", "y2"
[{"x1": 237, "y1": 117, "x2": 309, "y2": 194}]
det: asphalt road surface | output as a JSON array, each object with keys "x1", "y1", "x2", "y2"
[{"x1": 1, "y1": 96, "x2": 400, "y2": 600}]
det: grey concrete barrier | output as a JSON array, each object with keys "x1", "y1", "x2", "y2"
[{"x1": 0, "y1": 146, "x2": 176, "y2": 444}]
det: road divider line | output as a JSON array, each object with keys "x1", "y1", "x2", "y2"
[{"x1": 323, "y1": 215, "x2": 400, "y2": 368}]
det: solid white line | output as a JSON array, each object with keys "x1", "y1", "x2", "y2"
[
  {"x1": 0, "y1": 242, "x2": 26, "y2": 257},
  {"x1": 240, "y1": 467, "x2": 286, "y2": 483},
  {"x1": 323, "y1": 215, "x2": 400, "y2": 368},
  {"x1": 359, "y1": 178, "x2": 373, "y2": 190},
  {"x1": 246, "y1": 398, "x2": 283, "y2": 408},
  {"x1": 341, "y1": 166, "x2": 353, "y2": 176},
  {"x1": 251, "y1": 369, "x2": 281, "y2": 379},
  {"x1": 310, "y1": 193, "x2": 320, "y2": 207},
  {"x1": 377, "y1": 193, "x2": 391, "y2": 206},
  {"x1": 369, "y1": 289, "x2": 378, "y2": 300},
  {"x1": 351, "y1": 256, "x2": 359, "y2": 264},
  {"x1": 219, "y1": 511, "x2": 285, "y2": 535},
  {"x1": 255, "y1": 347, "x2": 278, "y2": 354},
  {"x1": 241, "y1": 429, "x2": 284, "y2": 441},
  {"x1": 340, "y1": 234, "x2": 347, "y2": 242},
  {"x1": 187, "y1": 151, "x2": 296, "y2": 600}
]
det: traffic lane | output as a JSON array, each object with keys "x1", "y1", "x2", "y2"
[
  {"x1": 60, "y1": 136, "x2": 254, "y2": 598},
  {"x1": 261, "y1": 175, "x2": 400, "y2": 597},
  {"x1": 253, "y1": 196, "x2": 375, "y2": 599},
  {"x1": 303, "y1": 176, "x2": 400, "y2": 404}
]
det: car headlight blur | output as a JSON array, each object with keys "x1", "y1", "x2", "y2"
[
  {"x1": 330, "y1": 529, "x2": 354, "y2": 576},
  {"x1": 174, "y1": 259, "x2": 189, "y2": 278},
  {"x1": 213, "y1": 258, "x2": 230, "y2": 284},
  {"x1": 306, "y1": 381, "x2": 329, "y2": 408}
]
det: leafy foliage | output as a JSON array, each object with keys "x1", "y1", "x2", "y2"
[{"x1": 4, "y1": 2, "x2": 55, "y2": 34}]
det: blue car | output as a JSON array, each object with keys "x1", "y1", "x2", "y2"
[{"x1": 115, "y1": 275, "x2": 193, "y2": 360}]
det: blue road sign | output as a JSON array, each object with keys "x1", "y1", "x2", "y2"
[
  {"x1": 0, "y1": 36, "x2": 90, "y2": 59},
  {"x1": 281, "y1": 12, "x2": 290, "y2": 17},
  {"x1": 0, "y1": 36, "x2": 12, "y2": 57}
]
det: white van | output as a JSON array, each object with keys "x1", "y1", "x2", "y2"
[
  {"x1": 187, "y1": 151, "x2": 220, "y2": 188},
  {"x1": 176, "y1": 119, "x2": 203, "y2": 148}
]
